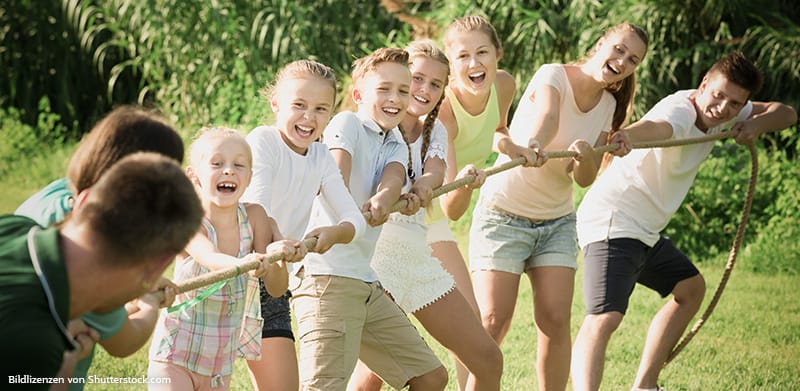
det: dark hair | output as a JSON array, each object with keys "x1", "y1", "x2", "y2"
[
  {"x1": 707, "y1": 51, "x2": 763, "y2": 95},
  {"x1": 74, "y1": 152, "x2": 202, "y2": 265},
  {"x1": 67, "y1": 106, "x2": 184, "y2": 193}
]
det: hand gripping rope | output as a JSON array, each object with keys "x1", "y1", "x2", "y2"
[{"x1": 161, "y1": 130, "x2": 758, "y2": 364}]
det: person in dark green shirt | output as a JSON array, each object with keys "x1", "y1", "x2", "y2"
[{"x1": 0, "y1": 152, "x2": 203, "y2": 389}]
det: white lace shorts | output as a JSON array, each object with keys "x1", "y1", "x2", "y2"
[{"x1": 372, "y1": 221, "x2": 455, "y2": 314}]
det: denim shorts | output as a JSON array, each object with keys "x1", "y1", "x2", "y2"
[{"x1": 469, "y1": 203, "x2": 578, "y2": 274}]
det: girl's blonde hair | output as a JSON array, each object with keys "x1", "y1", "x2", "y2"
[
  {"x1": 587, "y1": 23, "x2": 649, "y2": 132},
  {"x1": 260, "y1": 59, "x2": 337, "y2": 102},
  {"x1": 403, "y1": 40, "x2": 449, "y2": 177},
  {"x1": 188, "y1": 127, "x2": 251, "y2": 167},
  {"x1": 443, "y1": 15, "x2": 503, "y2": 55}
]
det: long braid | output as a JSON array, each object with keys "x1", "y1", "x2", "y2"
[
  {"x1": 398, "y1": 125, "x2": 415, "y2": 181},
  {"x1": 419, "y1": 95, "x2": 444, "y2": 174}
]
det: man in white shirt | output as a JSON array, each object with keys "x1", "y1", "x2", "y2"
[{"x1": 571, "y1": 51, "x2": 797, "y2": 391}]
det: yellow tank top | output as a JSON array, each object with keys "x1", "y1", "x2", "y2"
[{"x1": 428, "y1": 83, "x2": 500, "y2": 222}]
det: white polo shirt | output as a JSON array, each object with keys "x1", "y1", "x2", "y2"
[
  {"x1": 577, "y1": 89, "x2": 753, "y2": 248},
  {"x1": 301, "y1": 111, "x2": 408, "y2": 282}
]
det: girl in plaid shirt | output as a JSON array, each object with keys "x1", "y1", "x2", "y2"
[{"x1": 148, "y1": 128, "x2": 305, "y2": 390}]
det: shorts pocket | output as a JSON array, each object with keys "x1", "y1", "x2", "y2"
[{"x1": 296, "y1": 315, "x2": 346, "y2": 384}]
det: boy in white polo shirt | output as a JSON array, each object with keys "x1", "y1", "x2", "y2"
[
  {"x1": 290, "y1": 47, "x2": 447, "y2": 391},
  {"x1": 571, "y1": 51, "x2": 797, "y2": 391}
]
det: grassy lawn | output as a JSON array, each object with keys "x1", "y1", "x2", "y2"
[{"x1": 3, "y1": 144, "x2": 799, "y2": 390}]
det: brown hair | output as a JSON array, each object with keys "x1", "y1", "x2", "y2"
[
  {"x1": 443, "y1": 15, "x2": 503, "y2": 56},
  {"x1": 707, "y1": 51, "x2": 763, "y2": 95},
  {"x1": 351, "y1": 47, "x2": 410, "y2": 83},
  {"x1": 403, "y1": 39, "x2": 449, "y2": 177},
  {"x1": 73, "y1": 152, "x2": 202, "y2": 265},
  {"x1": 261, "y1": 59, "x2": 337, "y2": 102},
  {"x1": 589, "y1": 23, "x2": 649, "y2": 133},
  {"x1": 67, "y1": 106, "x2": 184, "y2": 193}
]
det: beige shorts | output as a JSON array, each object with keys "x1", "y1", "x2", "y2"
[
  {"x1": 426, "y1": 217, "x2": 456, "y2": 244},
  {"x1": 291, "y1": 274, "x2": 442, "y2": 390}
]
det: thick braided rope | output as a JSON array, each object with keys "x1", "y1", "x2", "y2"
[
  {"x1": 664, "y1": 141, "x2": 758, "y2": 365},
  {"x1": 172, "y1": 129, "x2": 740, "y2": 297}
]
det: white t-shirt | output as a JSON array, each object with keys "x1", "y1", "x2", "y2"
[
  {"x1": 241, "y1": 125, "x2": 365, "y2": 241},
  {"x1": 577, "y1": 89, "x2": 753, "y2": 248},
  {"x1": 301, "y1": 111, "x2": 409, "y2": 282},
  {"x1": 480, "y1": 64, "x2": 615, "y2": 220}
]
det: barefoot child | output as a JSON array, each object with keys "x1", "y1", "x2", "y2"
[
  {"x1": 351, "y1": 39, "x2": 503, "y2": 391},
  {"x1": 242, "y1": 60, "x2": 366, "y2": 391},
  {"x1": 469, "y1": 23, "x2": 649, "y2": 390},
  {"x1": 292, "y1": 47, "x2": 447, "y2": 390},
  {"x1": 148, "y1": 128, "x2": 304, "y2": 390}
]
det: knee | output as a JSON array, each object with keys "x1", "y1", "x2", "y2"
[
  {"x1": 410, "y1": 366, "x2": 448, "y2": 390},
  {"x1": 535, "y1": 307, "x2": 572, "y2": 337},
  {"x1": 480, "y1": 311, "x2": 509, "y2": 339},
  {"x1": 475, "y1": 340, "x2": 504, "y2": 378},
  {"x1": 585, "y1": 312, "x2": 623, "y2": 338},
  {"x1": 674, "y1": 274, "x2": 706, "y2": 305}
]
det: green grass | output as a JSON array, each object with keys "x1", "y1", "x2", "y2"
[{"x1": 2, "y1": 147, "x2": 799, "y2": 390}]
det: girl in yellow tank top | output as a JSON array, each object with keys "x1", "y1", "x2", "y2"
[{"x1": 426, "y1": 15, "x2": 542, "y2": 390}]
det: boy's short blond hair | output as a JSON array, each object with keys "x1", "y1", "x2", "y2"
[{"x1": 351, "y1": 47, "x2": 410, "y2": 83}]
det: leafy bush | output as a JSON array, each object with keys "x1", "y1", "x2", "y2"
[
  {"x1": 664, "y1": 138, "x2": 800, "y2": 272},
  {"x1": 0, "y1": 97, "x2": 71, "y2": 175}
]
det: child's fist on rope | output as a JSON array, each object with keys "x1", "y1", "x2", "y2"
[
  {"x1": 456, "y1": 164, "x2": 487, "y2": 190},
  {"x1": 608, "y1": 130, "x2": 633, "y2": 157}
]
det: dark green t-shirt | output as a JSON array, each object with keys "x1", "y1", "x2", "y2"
[{"x1": 0, "y1": 214, "x2": 71, "y2": 389}]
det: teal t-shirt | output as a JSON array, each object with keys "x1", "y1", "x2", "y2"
[{"x1": 15, "y1": 178, "x2": 128, "y2": 389}]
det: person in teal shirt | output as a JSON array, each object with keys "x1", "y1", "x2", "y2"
[
  {"x1": 14, "y1": 106, "x2": 185, "y2": 389},
  {"x1": 2, "y1": 152, "x2": 203, "y2": 389}
]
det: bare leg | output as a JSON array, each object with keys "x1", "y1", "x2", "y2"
[
  {"x1": 527, "y1": 266, "x2": 575, "y2": 391},
  {"x1": 406, "y1": 366, "x2": 449, "y2": 391},
  {"x1": 347, "y1": 360, "x2": 384, "y2": 391},
  {"x1": 472, "y1": 270, "x2": 521, "y2": 344},
  {"x1": 571, "y1": 312, "x2": 624, "y2": 391},
  {"x1": 431, "y1": 240, "x2": 481, "y2": 389},
  {"x1": 415, "y1": 289, "x2": 503, "y2": 391},
  {"x1": 247, "y1": 337, "x2": 299, "y2": 391},
  {"x1": 633, "y1": 274, "x2": 705, "y2": 389}
]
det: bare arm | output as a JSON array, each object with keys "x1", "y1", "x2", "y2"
[
  {"x1": 493, "y1": 70, "x2": 545, "y2": 167},
  {"x1": 248, "y1": 203, "x2": 292, "y2": 297},
  {"x1": 438, "y1": 102, "x2": 482, "y2": 220},
  {"x1": 363, "y1": 161, "x2": 405, "y2": 226},
  {"x1": 734, "y1": 101, "x2": 798, "y2": 144}
]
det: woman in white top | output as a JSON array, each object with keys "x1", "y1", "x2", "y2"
[
  {"x1": 468, "y1": 23, "x2": 649, "y2": 390},
  {"x1": 241, "y1": 60, "x2": 366, "y2": 391}
]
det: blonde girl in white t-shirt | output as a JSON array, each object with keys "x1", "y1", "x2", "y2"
[
  {"x1": 468, "y1": 23, "x2": 649, "y2": 391},
  {"x1": 241, "y1": 60, "x2": 365, "y2": 391}
]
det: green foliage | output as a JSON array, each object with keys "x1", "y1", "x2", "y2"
[
  {"x1": 664, "y1": 140, "x2": 800, "y2": 273},
  {"x1": 0, "y1": 97, "x2": 71, "y2": 175}
]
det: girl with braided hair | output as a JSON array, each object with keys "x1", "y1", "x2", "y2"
[{"x1": 350, "y1": 40, "x2": 502, "y2": 391}]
